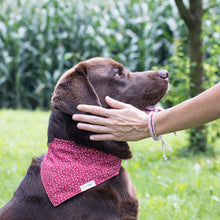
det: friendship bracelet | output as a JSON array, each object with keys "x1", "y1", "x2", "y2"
[
  {"x1": 148, "y1": 112, "x2": 160, "y2": 141},
  {"x1": 148, "y1": 112, "x2": 173, "y2": 160}
]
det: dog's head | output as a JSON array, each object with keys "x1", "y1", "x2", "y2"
[{"x1": 48, "y1": 57, "x2": 169, "y2": 159}]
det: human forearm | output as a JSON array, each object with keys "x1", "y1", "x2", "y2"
[{"x1": 154, "y1": 83, "x2": 220, "y2": 136}]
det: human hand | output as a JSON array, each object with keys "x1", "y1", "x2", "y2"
[{"x1": 72, "y1": 96, "x2": 150, "y2": 141}]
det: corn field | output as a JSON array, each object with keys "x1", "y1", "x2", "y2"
[
  {"x1": 0, "y1": 0, "x2": 179, "y2": 109},
  {"x1": 0, "y1": 0, "x2": 219, "y2": 110}
]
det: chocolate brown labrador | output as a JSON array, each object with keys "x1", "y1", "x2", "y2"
[{"x1": 0, "y1": 57, "x2": 169, "y2": 220}]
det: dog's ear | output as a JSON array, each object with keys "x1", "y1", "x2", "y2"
[{"x1": 52, "y1": 62, "x2": 101, "y2": 115}]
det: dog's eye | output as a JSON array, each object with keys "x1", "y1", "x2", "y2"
[
  {"x1": 115, "y1": 72, "x2": 120, "y2": 77},
  {"x1": 114, "y1": 69, "x2": 123, "y2": 77}
]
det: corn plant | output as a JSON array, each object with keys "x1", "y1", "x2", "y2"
[{"x1": 0, "y1": 0, "x2": 183, "y2": 109}]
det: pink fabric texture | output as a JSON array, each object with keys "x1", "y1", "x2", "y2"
[{"x1": 41, "y1": 138, "x2": 121, "y2": 207}]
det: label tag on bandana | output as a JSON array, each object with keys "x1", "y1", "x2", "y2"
[{"x1": 80, "y1": 180, "x2": 96, "y2": 192}]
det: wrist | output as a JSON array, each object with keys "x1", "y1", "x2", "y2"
[
  {"x1": 145, "y1": 125, "x2": 151, "y2": 138},
  {"x1": 153, "y1": 108, "x2": 173, "y2": 136},
  {"x1": 147, "y1": 111, "x2": 174, "y2": 160},
  {"x1": 148, "y1": 112, "x2": 161, "y2": 140},
  {"x1": 141, "y1": 113, "x2": 151, "y2": 139},
  {"x1": 153, "y1": 112, "x2": 161, "y2": 136}
]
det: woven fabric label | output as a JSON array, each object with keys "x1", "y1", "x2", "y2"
[{"x1": 80, "y1": 180, "x2": 96, "y2": 192}]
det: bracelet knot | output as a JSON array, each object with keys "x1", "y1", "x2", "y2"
[{"x1": 148, "y1": 112, "x2": 173, "y2": 160}]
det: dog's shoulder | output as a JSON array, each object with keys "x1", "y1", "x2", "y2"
[
  {"x1": 29, "y1": 155, "x2": 44, "y2": 174},
  {"x1": 15, "y1": 155, "x2": 45, "y2": 197}
]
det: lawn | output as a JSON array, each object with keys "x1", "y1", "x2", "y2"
[{"x1": 1, "y1": 110, "x2": 220, "y2": 219}]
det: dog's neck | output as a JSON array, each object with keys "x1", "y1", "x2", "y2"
[
  {"x1": 47, "y1": 138, "x2": 122, "y2": 161},
  {"x1": 47, "y1": 109, "x2": 132, "y2": 159}
]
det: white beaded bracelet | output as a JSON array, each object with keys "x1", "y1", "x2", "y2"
[{"x1": 148, "y1": 112, "x2": 173, "y2": 160}]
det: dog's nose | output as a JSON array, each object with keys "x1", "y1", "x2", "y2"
[{"x1": 158, "y1": 70, "x2": 169, "y2": 79}]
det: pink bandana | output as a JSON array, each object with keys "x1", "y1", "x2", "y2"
[{"x1": 41, "y1": 138, "x2": 121, "y2": 207}]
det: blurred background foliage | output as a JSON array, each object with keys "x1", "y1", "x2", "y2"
[
  {"x1": 0, "y1": 0, "x2": 219, "y2": 109},
  {"x1": 0, "y1": 0, "x2": 182, "y2": 109},
  {"x1": 0, "y1": 0, "x2": 220, "y2": 109}
]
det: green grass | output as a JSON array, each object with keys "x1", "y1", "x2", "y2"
[{"x1": 1, "y1": 110, "x2": 220, "y2": 219}]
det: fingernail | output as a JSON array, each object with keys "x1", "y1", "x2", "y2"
[
  {"x1": 105, "y1": 96, "x2": 113, "y2": 102},
  {"x1": 77, "y1": 123, "x2": 84, "y2": 129},
  {"x1": 77, "y1": 105, "x2": 82, "y2": 110},
  {"x1": 90, "y1": 136, "x2": 95, "y2": 140},
  {"x1": 72, "y1": 115, "x2": 78, "y2": 120}
]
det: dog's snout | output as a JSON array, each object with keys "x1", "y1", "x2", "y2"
[{"x1": 158, "y1": 70, "x2": 169, "y2": 79}]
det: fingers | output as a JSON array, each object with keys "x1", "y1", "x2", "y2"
[
  {"x1": 76, "y1": 105, "x2": 110, "y2": 117},
  {"x1": 89, "y1": 134, "x2": 117, "y2": 141},
  {"x1": 75, "y1": 97, "x2": 132, "y2": 119},
  {"x1": 72, "y1": 114, "x2": 111, "y2": 126},
  {"x1": 76, "y1": 122, "x2": 118, "y2": 141},
  {"x1": 77, "y1": 123, "x2": 112, "y2": 134},
  {"x1": 71, "y1": 97, "x2": 135, "y2": 142},
  {"x1": 105, "y1": 96, "x2": 131, "y2": 109}
]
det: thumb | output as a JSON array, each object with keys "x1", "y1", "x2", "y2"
[{"x1": 105, "y1": 96, "x2": 131, "y2": 109}]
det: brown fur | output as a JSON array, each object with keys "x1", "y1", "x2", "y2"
[{"x1": 0, "y1": 57, "x2": 169, "y2": 220}]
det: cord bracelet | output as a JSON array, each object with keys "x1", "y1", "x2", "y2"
[{"x1": 148, "y1": 112, "x2": 173, "y2": 160}]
